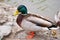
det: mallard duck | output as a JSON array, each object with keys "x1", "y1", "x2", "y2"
[{"x1": 14, "y1": 5, "x2": 56, "y2": 39}]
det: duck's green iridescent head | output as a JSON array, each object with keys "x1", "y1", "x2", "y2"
[{"x1": 14, "y1": 5, "x2": 27, "y2": 16}]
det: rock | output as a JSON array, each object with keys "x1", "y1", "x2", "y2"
[
  {"x1": 0, "y1": 25, "x2": 12, "y2": 40},
  {"x1": 0, "y1": 26, "x2": 12, "y2": 36}
]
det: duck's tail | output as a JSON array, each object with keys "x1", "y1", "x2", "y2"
[{"x1": 48, "y1": 25, "x2": 57, "y2": 30}]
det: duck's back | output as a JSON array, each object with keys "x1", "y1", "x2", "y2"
[{"x1": 24, "y1": 14, "x2": 53, "y2": 27}]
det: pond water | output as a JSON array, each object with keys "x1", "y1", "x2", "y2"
[{"x1": 1, "y1": 0, "x2": 60, "y2": 20}]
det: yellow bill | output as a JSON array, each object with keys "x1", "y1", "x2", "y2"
[{"x1": 14, "y1": 10, "x2": 19, "y2": 16}]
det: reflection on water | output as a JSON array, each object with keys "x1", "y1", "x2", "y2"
[
  {"x1": 0, "y1": 0, "x2": 4, "y2": 2},
  {"x1": 0, "y1": 0, "x2": 60, "y2": 20}
]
